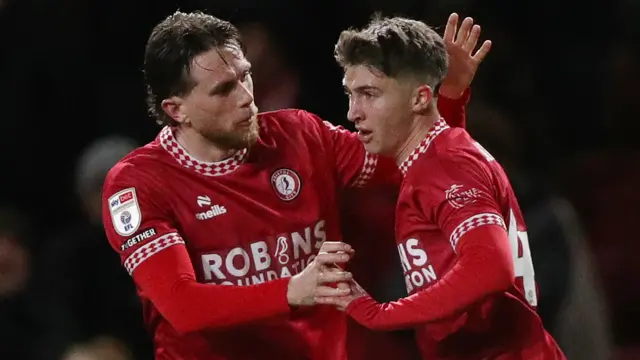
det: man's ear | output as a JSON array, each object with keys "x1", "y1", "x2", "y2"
[
  {"x1": 161, "y1": 96, "x2": 188, "y2": 124},
  {"x1": 411, "y1": 85, "x2": 435, "y2": 113}
]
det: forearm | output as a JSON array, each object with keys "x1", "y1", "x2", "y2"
[
  {"x1": 347, "y1": 225, "x2": 513, "y2": 330},
  {"x1": 162, "y1": 277, "x2": 290, "y2": 333},
  {"x1": 133, "y1": 246, "x2": 291, "y2": 334}
]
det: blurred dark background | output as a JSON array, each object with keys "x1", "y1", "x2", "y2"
[{"x1": 0, "y1": 0, "x2": 638, "y2": 359}]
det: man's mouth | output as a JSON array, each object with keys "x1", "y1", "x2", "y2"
[{"x1": 357, "y1": 129, "x2": 373, "y2": 143}]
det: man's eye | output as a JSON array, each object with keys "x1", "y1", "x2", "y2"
[{"x1": 218, "y1": 83, "x2": 234, "y2": 95}]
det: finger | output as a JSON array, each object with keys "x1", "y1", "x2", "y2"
[
  {"x1": 443, "y1": 13, "x2": 458, "y2": 44},
  {"x1": 324, "y1": 262, "x2": 345, "y2": 272},
  {"x1": 318, "y1": 269, "x2": 353, "y2": 284},
  {"x1": 318, "y1": 241, "x2": 353, "y2": 254},
  {"x1": 329, "y1": 250, "x2": 356, "y2": 261},
  {"x1": 336, "y1": 281, "x2": 350, "y2": 291},
  {"x1": 463, "y1": 24, "x2": 481, "y2": 53},
  {"x1": 315, "y1": 252, "x2": 351, "y2": 265},
  {"x1": 347, "y1": 279, "x2": 367, "y2": 297},
  {"x1": 472, "y1": 40, "x2": 492, "y2": 62},
  {"x1": 315, "y1": 296, "x2": 349, "y2": 308},
  {"x1": 455, "y1": 17, "x2": 474, "y2": 44},
  {"x1": 318, "y1": 263, "x2": 330, "y2": 274},
  {"x1": 314, "y1": 285, "x2": 351, "y2": 297}
]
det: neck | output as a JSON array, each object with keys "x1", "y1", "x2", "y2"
[
  {"x1": 174, "y1": 126, "x2": 238, "y2": 163},
  {"x1": 394, "y1": 111, "x2": 440, "y2": 166}
]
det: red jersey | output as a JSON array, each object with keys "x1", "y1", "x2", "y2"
[
  {"x1": 102, "y1": 92, "x2": 465, "y2": 360},
  {"x1": 346, "y1": 119, "x2": 564, "y2": 359},
  {"x1": 102, "y1": 109, "x2": 395, "y2": 359},
  {"x1": 339, "y1": 91, "x2": 469, "y2": 360}
]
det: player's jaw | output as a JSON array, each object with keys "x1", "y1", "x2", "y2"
[
  {"x1": 240, "y1": 113, "x2": 260, "y2": 146},
  {"x1": 356, "y1": 125, "x2": 373, "y2": 144},
  {"x1": 197, "y1": 111, "x2": 259, "y2": 151},
  {"x1": 358, "y1": 130, "x2": 392, "y2": 156},
  {"x1": 356, "y1": 123, "x2": 400, "y2": 156},
  {"x1": 231, "y1": 106, "x2": 260, "y2": 145},
  {"x1": 355, "y1": 125, "x2": 378, "y2": 152}
]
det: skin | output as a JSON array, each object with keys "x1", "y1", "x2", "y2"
[
  {"x1": 154, "y1": 12, "x2": 492, "y2": 168},
  {"x1": 343, "y1": 66, "x2": 437, "y2": 163},
  {"x1": 342, "y1": 13, "x2": 492, "y2": 166},
  {"x1": 161, "y1": 45, "x2": 260, "y2": 163},
  {"x1": 319, "y1": 13, "x2": 494, "y2": 309},
  {"x1": 147, "y1": 13, "x2": 492, "y2": 307}
]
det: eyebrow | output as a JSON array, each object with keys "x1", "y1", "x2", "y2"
[
  {"x1": 208, "y1": 78, "x2": 233, "y2": 95},
  {"x1": 208, "y1": 63, "x2": 251, "y2": 95},
  {"x1": 343, "y1": 84, "x2": 380, "y2": 93}
]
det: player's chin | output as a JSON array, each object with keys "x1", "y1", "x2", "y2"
[
  {"x1": 362, "y1": 141, "x2": 383, "y2": 155},
  {"x1": 244, "y1": 131, "x2": 259, "y2": 146},
  {"x1": 239, "y1": 124, "x2": 259, "y2": 146}
]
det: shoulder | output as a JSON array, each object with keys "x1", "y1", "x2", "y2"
[
  {"x1": 430, "y1": 127, "x2": 471, "y2": 154},
  {"x1": 257, "y1": 109, "x2": 344, "y2": 151},
  {"x1": 427, "y1": 128, "x2": 492, "y2": 172},
  {"x1": 407, "y1": 131, "x2": 491, "y2": 190},
  {"x1": 259, "y1": 109, "x2": 320, "y2": 130},
  {"x1": 258, "y1": 108, "x2": 342, "y2": 136},
  {"x1": 104, "y1": 142, "x2": 167, "y2": 192}
]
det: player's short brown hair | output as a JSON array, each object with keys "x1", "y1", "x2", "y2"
[
  {"x1": 334, "y1": 15, "x2": 448, "y2": 89},
  {"x1": 144, "y1": 11, "x2": 244, "y2": 126}
]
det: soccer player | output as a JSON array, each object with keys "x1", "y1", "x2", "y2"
[
  {"x1": 101, "y1": 11, "x2": 474, "y2": 360},
  {"x1": 318, "y1": 15, "x2": 567, "y2": 359},
  {"x1": 339, "y1": 14, "x2": 488, "y2": 360}
]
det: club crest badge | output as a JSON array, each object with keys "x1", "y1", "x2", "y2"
[{"x1": 271, "y1": 168, "x2": 301, "y2": 201}]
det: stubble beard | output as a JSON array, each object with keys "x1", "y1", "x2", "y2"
[
  {"x1": 205, "y1": 115, "x2": 260, "y2": 152},
  {"x1": 244, "y1": 115, "x2": 260, "y2": 147}
]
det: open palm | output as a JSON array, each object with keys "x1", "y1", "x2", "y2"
[{"x1": 439, "y1": 13, "x2": 492, "y2": 99}]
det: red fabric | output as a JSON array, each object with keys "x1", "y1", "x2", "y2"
[
  {"x1": 339, "y1": 185, "x2": 422, "y2": 360},
  {"x1": 100, "y1": 94, "x2": 469, "y2": 359},
  {"x1": 343, "y1": 122, "x2": 564, "y2": 359},
  {"x1": 335, "y1": 89, "x2": 469, "y2": 360},
  {"x1": 346, "y1": 225, "x2": 513, "y2": 329},
  {"x1": 132, "y1": 243, "x2": 291, "y2": 334},
  {"x1": 438, "y1": 87, "x2": 470, "y2": 129}
]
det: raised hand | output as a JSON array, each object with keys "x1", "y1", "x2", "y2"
[{"x1": 439, "y1": 13, "x2": 492, "y2": 99}]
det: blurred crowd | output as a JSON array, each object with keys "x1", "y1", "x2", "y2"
[{"x1": 1, "y1": 0, "x2": 638, "y2": 359}]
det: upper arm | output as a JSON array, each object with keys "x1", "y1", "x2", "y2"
[
  {"x1": 102, "y1": 164, "x2": 186, "y2": 276},
  {"x1": 300, "y1": 110, "x2": 400, "y2": 189},
  {"x1": 415, "y1": 151, "x2": 506, "y2": 251}
]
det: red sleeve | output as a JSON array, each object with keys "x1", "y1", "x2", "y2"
[
  {"x1": 421, "y1": 149, "x2": 505, "y2": 250},
  {"x1": 346, "y1": 226, "x2": 513, "y2": 330},
  {"x1": 345, "y1": 150, "x2": 514, "y2": 330},
  {"x1": 102, "y1": 163, "x2": 291, "y2": 334},
  {"x1": 437, "y1": 87, "x2": 470, "y2": 129}
]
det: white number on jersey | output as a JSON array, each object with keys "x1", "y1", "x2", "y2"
[
  {"x1": 473, "y1": 141, "x2": 537, "y2": 306},
  {"x1": 507, "y1": 209, "x2": 537, "y2": 306}
]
